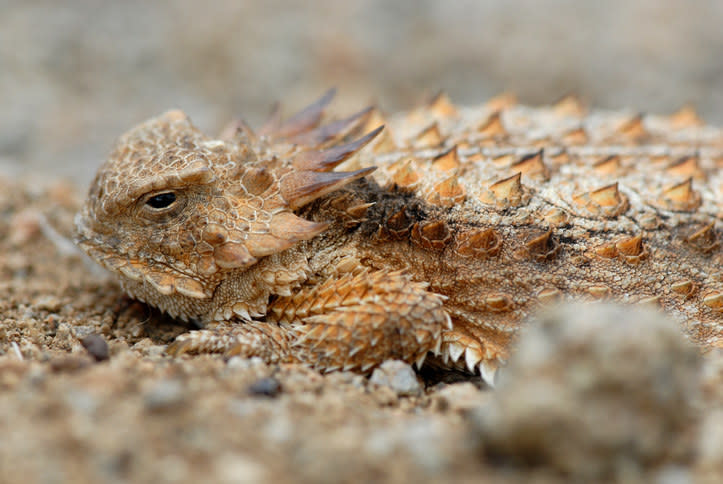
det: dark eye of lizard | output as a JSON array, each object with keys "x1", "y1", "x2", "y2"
[{"x1": 146, "y1": 192, "x2": 176, "y2": 209}]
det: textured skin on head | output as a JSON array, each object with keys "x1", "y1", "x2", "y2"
[
  {"x1": 76, "y1": 91, "x2": 723, "y2": 379},
  {"x1": 75, "y1": 103, "x2": 370, "y2": 323}
]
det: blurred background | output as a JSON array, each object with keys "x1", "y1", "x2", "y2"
[{"x1": 2, "y1": 0, "x2": 722, "y2": 185}]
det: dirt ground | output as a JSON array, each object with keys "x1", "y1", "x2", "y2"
[{"x1": 0, "y1": 176, "x2": 721, "y2": 484}]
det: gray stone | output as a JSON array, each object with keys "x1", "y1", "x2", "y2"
[{"x1": 369, "y1": 360, "x2": 422, "y2": 397}]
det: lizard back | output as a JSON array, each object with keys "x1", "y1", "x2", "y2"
[{"x1": 300, "y1": 93, "x2": 722, "y2": 364}]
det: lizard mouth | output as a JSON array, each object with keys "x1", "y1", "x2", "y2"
[{"x1": 74, "y1": 209, "x2": 213, "y2": 301}]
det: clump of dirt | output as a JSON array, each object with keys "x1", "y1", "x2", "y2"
[
  {"x1": 0, "y1": 177, "x2": 720, "y2": 483},
  {"x1": 469, "y1": 303, "x2": 705, "y2": 480}
]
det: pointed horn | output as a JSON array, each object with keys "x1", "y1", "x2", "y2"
[
  {"x1": 219, "y1": 118, "x2": 257, "y2": 142},
  {"x1": 263, "y1": 88, "x2": 337, "y2": 139},
  {"x1": 214, "y1": 242, "x2": 258, "y2": 269},
  {"x1": 280, "y1": 167, "x2": 376, "y2": 209},
  {"x1": 290, "y1": 106, "x2": 373, "y2": 146},
  {"x1": 258, "y1": 101, "x2": 282, "y2": 136},
  {"x1": 270, "y1": 211, "x2": 329, "y2": 240},
  {"x1": 292, "y1": 126, "x2": 384, "y2": 172},
  {"x1": 244, "y1": 233, "x2": 297, "y2": 258}
]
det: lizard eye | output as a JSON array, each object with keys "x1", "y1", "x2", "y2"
[
  {"x1": 138, "y1": 190, "x2": 187, "y2": 220},
  {"x1": 145, "y1": 192, "x2": 177, "y2": 209}
]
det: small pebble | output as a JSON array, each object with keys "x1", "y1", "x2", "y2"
[
  {"x1": 247, "y1": 377, "x2": 281, "y2": 398},
  {"x1": 369, "y1": 360, "x2": 422, "y2": 397},
  {"x1": 80, "y1": 334, "x2": 110, "y2": 361}
]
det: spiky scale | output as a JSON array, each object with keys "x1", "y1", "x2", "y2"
[
  {"x1": 669, "y1": 105, "x2": 704, "y2": 128},
  {"x1": 593, "y1": 155, "x2": 621, "y2": 175},
  {"x1": 671, "y1": 280, "x2": 697, "y2": 298},
  {"x1": 510, "y1": 150, "x2": 548, "y2": 179},
  {"x1": 477, "y1": 111, "x2": 506, "y2": 137},
  {"x1": 553, "y1": 94, "x2": 586, "y2": 117},
  {"x1": 411, "y1": 220, "x2": 452, "y2": 250},
  {"x1": 573, "y1": 182, "x2": 629, "y2": 217},
  {"x1": 666, "y1": 155, "x2": 703, "y2": 179},
  {"x1": 616, "y1": 114, "x2": 648, "y2": 142},
  {"x1": 524, "y1": 230, "x2": 560, "y2": 262},
  {"x1": 616, "y1": 234, "x2": 649, "y2": 265},
  {"x1": 659, "y1": 178, "x2": 701, "y2": 211},
  {"x1": 455, "y1": 228, "x2": 502, "y2": 259},
  {"x1": 686, "y1": 222, "x2": 720, "y2": 253},
  {"x1": 703, "y1": 292, "x2": 723, "y2": 311},
  {"x1": 561, "y1": 127, "x2": 588, "y2": 145},
  {"x1": 479, "y1": 361, "x2": 498, "y2": 387},
  {"x1": 480, "y1": 172, "x2": 525, "y2": 206},
  {"x1": 391, "y1": 160, "x2": 422, "y2": 189},
  {"x1": 428, "y1": 91, "x2": 459, "y2": 118},
  {"x1": 413, "y1": 122, "x2": 444, "y2": 148},
  {"x1": 431, "y1": 145, "x2": 460, "y2": 172}
]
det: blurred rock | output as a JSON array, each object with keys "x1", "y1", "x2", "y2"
[
  {"x1": 369, "y1": 360, "x2": 422, "y2": 397},
  {"x1": 697, "y1": 409, "x2": 723, "y2": 477},
  {"x1": 247, "y1": 376, "x2": 281, "y2": 398},
  {"x1": 143, "y1": 378, "x2": 186, "y2": 412},
  {"x1": 431, "y1": 382, "x2": 488, "y2": 412},
  {"x1": 469, "y1": 303, "x2": 702, "y2": 479}
]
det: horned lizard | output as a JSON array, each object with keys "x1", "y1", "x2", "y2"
[{"x1": 74, "y1": 89, "x2": 723, "y2": 385}]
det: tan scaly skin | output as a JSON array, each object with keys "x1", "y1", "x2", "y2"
[{"x1": 75, "y1": 90, "x2": 722, "y2": 385}]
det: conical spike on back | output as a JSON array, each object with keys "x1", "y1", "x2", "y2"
[
  {"x1": 616, "y1": 114, "x2": 648, "y2": 142},
  {"x1": 478, "y1": 111, "x2": 506, "y2": 137},
  {"x1": 291, "y1": 126, "x2": 384, "y2": 172},
  {"x1": 280, "y1": 167, "x2": 376, "y2": 210},
  {"x1": 485, "y1": 92, "x2": 517, "y2": 111},
  {"x1": 666, "y1": 155, "x2": 702, "y2": 179},
  {"x1": 669, "y1": 105, "x2": 704, "y2": 128},
  {"x1": 553, "y1": 93, "x2": 586, "y2": 117},
  {"x1": 428, "y1": 91, "x2": 458, "y2": 118},
  {"x1": 510, "y1": 149, "x2": 548, "y2": 179}
]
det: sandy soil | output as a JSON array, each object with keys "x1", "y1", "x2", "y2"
[{"x1": 0, "y1": 176, "x2": 721, "y2": 484}]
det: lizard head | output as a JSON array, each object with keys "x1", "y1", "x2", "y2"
[{"x1": 75, "y1": 102, "x2": 380, "y2": 320}]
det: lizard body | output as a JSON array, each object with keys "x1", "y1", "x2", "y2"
[{"x1": 75, "y1": 90, "x2": 723, "y2": 384}]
